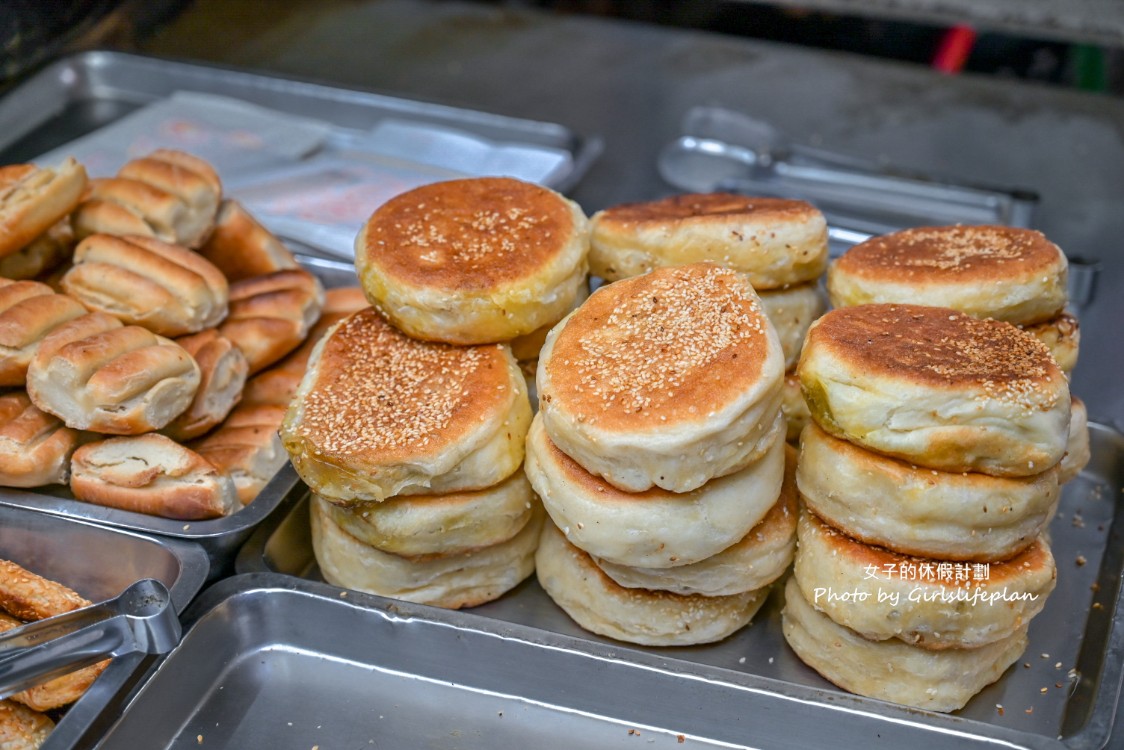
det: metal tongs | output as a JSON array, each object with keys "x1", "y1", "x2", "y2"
[
  {"x1": 658, "y1": 106, "x2": 1039, "y2": 250},
  {"x1": 0, "y1": 579, "x2": 180, "y2": 701}
]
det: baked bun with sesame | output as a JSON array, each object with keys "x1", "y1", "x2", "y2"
[
  {"x1": 319, "y1": 469, "x2": 535, "y2": 557},
  {"x1": 1059, "y1": 397, "x2": 1090, "y2": 484},
  {"x1": 797, "y1": 421, "x2": 1059, "y2": 561},
  {"x1": 525, "y1": 412, "x2": 785, "y2": 568},
  {"x1": 793, "y1": 508, "x2": 1055, "y2": 649},
  {"x1": 781, "y1": 577, "x2": 1027, "y2": 713},
  {"x1": 0, "y1": 391, "x2": 82, "y2": 487},
  {"x1": 798, "y1": 304, "x2": 1070, "y2": 476},
  {"x1": 827, "y1": 225, "x2": 1067, "y2": 325},
  {"x1": 355, "y1": 176, "x2": 589, "y2": 345},
  {"x1": 26, "y1": 313, "x2": 201, "y2": 434},
  {"x1": 535, "y1": 518, "x2": 769, "y2": 646},
  {"x1": 70, "y1": 434, "x2": 237, "y2": 519},
  {"x1": 588, "y1": 194, "x2": 828, "y2": 290},
  {"x1": 0, "y1": 280, "x2": 87, "y2": 386},
  {"x1": 1021, "y1": 311, "x2": 1080, "y2": 374},
  {"x1": 538, "y1": 263, "x2": 785, "y2": 493},
  {"x1": 219, "y1": 269, "x2": 325, "y2": 375},
  {"x1": 0, "y1": 158, "x2": 87, "y2": 259},
  {"x1": 197, "y1": 199, "x2": 299, "y2": 282},
  {"x1": 509, "y1": 277, "x2": 590, "y2": 363},
  {"x1": 592, "y1": 445, "x2": 797, "y2": 596},
  {"x1": 312, "y1": 495, "x2": 543, "y2": 609},
  {"x1": 281, "y1": 308, "x2": 532, "y2": 504},
  {"x1": 60, "y1": 234, "x2": 229, "y2": 336},
  {"x1": 758, "y1": 282, "x2": 824, "y2": 370}
]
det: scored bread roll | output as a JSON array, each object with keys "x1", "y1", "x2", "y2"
[
  {"x1": 797, "y1": 421, "x2": 1059, "y2": 561},
  {"x1": 319, "y1": 469, "x2": 535, "y2": 557},
  {"x1": 588, "y1": 193, "x2": 828, "y2": 290},
  {"x1": 0, "y1": 391, "x2": 82, "y2": 487},
  {"x1": 0, "y1": 220, "x2": 73, "y2": 280},
  {"x1": 0, "y1": 158, "x2": 87, "y2": 260},
  {"x1": 593, "y1": 445, "x2": 797, "y2": 597},
  {"x1": 282, "y1": 308, "x2": 532, "y2": 504},
  {"x1": 116, "y1": 150, "x2": 221, "y2": 248},
  {"x1": 197, "y1": 199, "x2": 299, "y2": 282},
  {"x1": 758, "y1": 282, "x2": 824, "y2": 370},
  {"x1": 1060, "y1": 397, "x2": 1090, "y2": 484},
  {"x1": 538, "y1": 263, "x2": 784, "y2": 493},
  {"x1": 1021, "y1": 311, "x2": 1080, "y2": 375},
  {"x1": 793, "y1": 508, "x2": 1055, "y2": 649},
  {"x1": 191, "y1": 403, "x2": 287, "y2": 505},
  {"x1": 355, "y1": 176, "x2": 590, "y2": 345},
  {"x1": 525, "y1": 411, "x2": 786, "y2": 568},
  {"x1": 827, "y1": 225, "x2": 1068, "y2": 325},
  {"x1": 61, "y1": 234, "x2": 229, "y2": 336},
  {"x1": 312, "y1": 495, "x2": 544, "y2": 609},
  {"x1": 781, "y1": 577, "x2": 1027, "y2": 713},
  {"x1": 162, "y1": 329, "x2": 249, "y2": 441},
  {"x1": 536, "y1": 518, "x2": 770, "y2": 646},
  {"x1": 798, "y1": 304, "x2": 1070, "y2": 476},
  {"x1": 26, "y1": 313, "x2": 201, "y2": 434},
  {"x1": 70, "y1": 434, "x2": 238, "y2": 519},
  {"x1": 72, "y1": 177, "x2": 197, "y2": 246},
  {"x1": 0, "y1": 280, "x2": 87, "y2": 386},
  {"x1": 219, "y1": 269, "x2": 325, "y2": 374}
]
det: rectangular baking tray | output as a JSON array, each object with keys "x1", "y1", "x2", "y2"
[
  {"x1": 0, "y1": 50, "x2": 597, "y2": 576},
  {"x1": 0, "y1": 503, "x2": 209, "y2": 750},
  {"x1": 230, "y1": 423, "x2": 1124, "y2": 749}
]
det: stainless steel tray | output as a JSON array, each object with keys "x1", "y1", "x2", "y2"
[
  {"x1": 0, "y1": 503, "x2": 208, "y2": 750},
  {"x1": 231, "y1": 423, "x2": 1124, "y2": 749}
]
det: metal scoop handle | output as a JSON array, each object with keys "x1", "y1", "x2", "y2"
[{"x1": 0, "y1": 578, "x2": 180, "y2": 700}]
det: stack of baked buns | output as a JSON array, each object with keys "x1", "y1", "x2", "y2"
[
  {"x1": 828, "y1": 225, "x2": 1089, "y2": 483},
  {"x1": 282, "y1": 176, "x2": 590, "y2": 608},
  {"x1": 0, "y1": 149, "x2": 345, "y2": 519},
  {"x1": 587, "y1": 193, "x2": 830, "y2": 443},
  {"x1": 785, "y1": 302, "x2": 1069, "y2": 712},
  {"x1": 529, "y1": 262, "x2": 794, "y2": 645}
]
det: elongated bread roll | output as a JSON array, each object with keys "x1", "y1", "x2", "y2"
[
  {"x1": 197, "y1": 199, "x2": 298, "y2": 281},
  {"x1": 0, "y1": 158, "x2": 87, "y2": 259},
  {"x1": 162, "y1": 329, "x2": 248, "y2": 441}
]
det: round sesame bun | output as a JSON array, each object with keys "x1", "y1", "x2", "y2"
[
  {"x1": 525, "y1": 411, "x2": 785, "y2": 568},
  {"x1": 355, "y1": 177, "x2": 590, "y2": 345},
  {"x1": 798, "y1": 304, "x2": 1070, "y2": 477},
  {"x1": 317, "y1": 469, "x2": 536, "y2": 557},
  {"x1": 793, "y1": 507, "x2": 1055, "y2": 650},
  {"x1": 592, "y1": 445, "x2": 796, "y2": 596},
  {"x1": 535, "y1": 518, "x2": 769, "y2": 646},
  {"x1": 781, "y1": 370, "x2": 810, "y2": 443},
  {"x1": 588, "y1": 194, "x2": 828, "y2": 290},
  {"x1": 1059, "y1": 397, "x2": 1090, "y2": 485},
  {"x1": 538, "y1": 263, "x2": 785, "y2": 493},
  {"x1": 312, "y1": 495, "x2": 543, "y2": 609},
  {"x1": 758, "y1": 282, "x2": 824, "y2": 370},
  {"x1": 1021, "y1": 311, "x2": 1079, "y2": 375},
  {"x1": 827, "y1": 225, "x2": 1068, "y2": 325},
  {"x1": 281, "y1": 308, "x2": 532, "y2": 504},
  {"x1": 781, "y1": 577, "x2": 1027, "y2": 713},
  {"x1": 797, "y1": 421, "x2": 1059, "y2": 561}
]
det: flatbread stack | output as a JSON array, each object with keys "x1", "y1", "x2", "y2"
[
  {"x1": 786, "y1": 301, "x2": 1069, "y2": 712},
  {"x1": 531, "y1": 262, "x2": 793, "y2": 645}
]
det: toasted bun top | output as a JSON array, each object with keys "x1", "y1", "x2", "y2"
[
  {"x1": 543, "y1": 263, "x2": 775, "y2": 431},
  {"x1": 596, "y1": 193, "x2": 820, "y2": 227},
  {"x1": 357, "y1": 177, "x2": 579, "y2": 290},
  {"x1": 289, "y1": 308, "x2": 515, "y2": 463},
  {"x1": 804, "y1": 303, "x2": 1063, "y2": 396},
  {"x1": 833, "y1": 225, "x2": 1065, "y2": 284}
]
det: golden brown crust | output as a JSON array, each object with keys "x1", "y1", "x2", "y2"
[
  {"x1": 219, "y1": 269, "x2": 324, "y2": 374},
  {"x1": 0, "y1": 158, "x2": 87, "y2": 259},
  {"x1": 0, "y1": 282, "x2": 87, "y2": 386},
  {"x1": 598, "y1": 193, "x2": 818, "y2": 226},
  {"x1": 834, "y1": 225, "x2": 1063, "y2": 285},
  {"x1": 163, "y1": 329, "x2": 249, "y2": 441},
  {"x1": 803, "y1": 303, "x2": 1061, "y2": 392},
  {"x1": 197, "y1": 199, "x2": 298, "y2": 282},
  {"x1": 358, "y1": 177, "x2": 579, "y2": 290},
  {"x1": 543, "y1": 263, "x2": 772, "y2": 432},
  {"x1": 0, "y1": 391, "x2": 81, "y2": 487},
  {"x1": 0, "y1": 698, "x2": 55, "y2": 746},
  {"x1": 0, "y1": 559, "x2": 90, "y2": 621},
  {"x1": 0, "y1": 221, "x2": 73, "y2": 280},
  {"x1": 285, "y1": 308, "x2": 513, "y2": 465},
  {"x1": 192, "y1": 402, "x2": 286, "y2": 505}
]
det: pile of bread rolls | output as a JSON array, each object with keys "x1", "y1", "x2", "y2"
[
  {"x1": 282, "y1": 176, "x2": 590, "y2": 608},
  {"x1": 0, "y1": 151, "x2": 357, "y2": 519}
]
